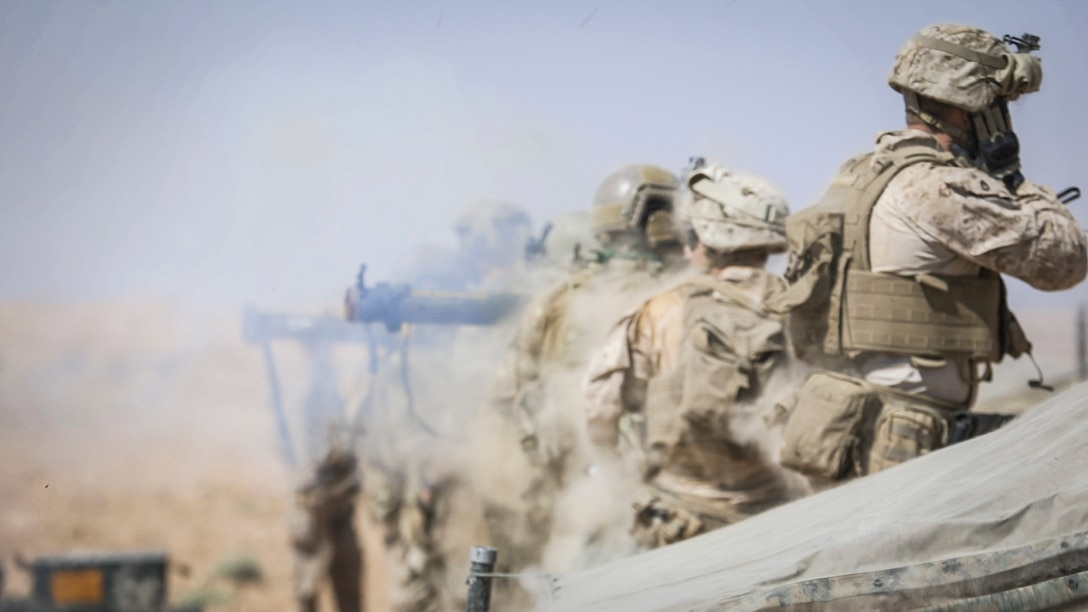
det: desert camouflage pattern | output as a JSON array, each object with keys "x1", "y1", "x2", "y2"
[
  {"x1": 585, "y1": 267, "x2": 806, "y2": 550},
  {"x1": 290, "y1": 450, "x2": 363, "y2": 612},
  {"x1": 678, "y1": 164, "x2": 789, "y2": 254},
  {"x1": 629, "y1": 491, "x2": 721, "y2": 550},
  {"x1": 583, "y1": 280, "x2": 689, "y2": 451},
  {"x1": 862, "y1": 129, "x2": 1088, "y2": 404},
  {"x1": 500, "y1": 259, "x2": 683, "y2": 464},
  {"x1": 349, "y1": 200, "x2": 537, "y2": 611},
  {"x1": 888, "y1": 23, "x2": 1042, "y2": 112},
  {"x1": 480, "y1": 256, "x2": 684, "y2": 579},
  {"x1": 374, "y1": 470, "x2": 455, "y2": 612}
]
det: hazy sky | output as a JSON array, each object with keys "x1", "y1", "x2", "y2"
[{"x1": 2, "y1": 0, "x2": 1087, "y2": 310}]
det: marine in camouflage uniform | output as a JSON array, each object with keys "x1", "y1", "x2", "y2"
[
  {"x1": 483, "y1": 164, "x2": 688, "y2": 577},
  {"x1": 584, "y1": 164, "x2": 807, "y2": 551},
  {"x1": 364, "y1": 200, "x2": 536, "y2": 612},
  {"x1": 284, "y1": 329, "x2": 367, "y2": 612},
  {"x1": 290, "y1": 446, "x2": 363, "y2": 612},
  {"x1": 774, "y1": 24, "x2": 1087, "y2": 483}
]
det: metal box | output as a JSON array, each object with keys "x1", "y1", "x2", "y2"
[{"x1": 29, "y1": 551, "x2": 167, "y2": 612}]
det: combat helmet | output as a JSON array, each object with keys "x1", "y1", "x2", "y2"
[
  {"x1": 679, "y1": 162, "x2": 789, "y2": 255},
  {"x1": 590, "y1": 164, "x2": 680, "y2": 250},
  {"x1": 889, "y1": 24, "x2": 1043, "y2": 187},
  {"x1": 889, "y1": 24, "x2": 1041, "y2": 114}
]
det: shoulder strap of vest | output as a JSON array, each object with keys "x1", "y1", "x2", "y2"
[
  {"x1": 850, "y1": 136, "x2": 957, "y2": 271},
  {"x1": 679, "y1": 274, "x2": 768, "y2": 317}
]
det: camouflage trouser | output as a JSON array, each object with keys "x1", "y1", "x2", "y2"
[
  {"x1": 290, "y1": 500, "x2": 362, "y2": 612},
  {"x1": 366, "y1": 466, "x2": 446, "y2": 612},
  {"x1": 517, "y1": 446, "x2": 568, "y2": 557},
  {"x1": 508, "y1": 387, "x2": 588, "y2": 564}
]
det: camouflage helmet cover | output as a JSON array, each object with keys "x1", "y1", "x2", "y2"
[
  {"x1": 679, "y1": 163, "x2": 789, "y2": 254},
  {"x1": 888, "y1": 24, "x2": 1042, "y2": 112},
  {"x1": 590, "y1": 164, "x2": 679, "y2": 243}
]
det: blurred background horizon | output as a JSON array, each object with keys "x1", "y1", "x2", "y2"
[{"x1": 2, "y1": 0, "x2": 1087, "y2": 311}]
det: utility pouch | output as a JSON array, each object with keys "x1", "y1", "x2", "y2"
[
  {"x1": 866, "y1": 396, "x2": 954, "y2": 474},
  {"x1": 780, "y1": 370, "x2": 880, "y2": 481}
]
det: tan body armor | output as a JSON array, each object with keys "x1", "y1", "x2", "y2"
[
  {"x1": 770, "y1": 132, "x2": 1026, "y2": 368},
  {"x1": 774, "y1": 133, "x2": 1033, "y2": 481}
]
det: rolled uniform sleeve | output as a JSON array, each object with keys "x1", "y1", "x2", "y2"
[
  {"x1": 896, "y1": 163, "x2": 1088, "y2": 290},
  {"x1": 583, "y1": 306, "x2": 655, "y2": 449}
]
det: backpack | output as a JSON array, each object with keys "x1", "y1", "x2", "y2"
[{"x1": 642, "y1": 274, "x2": 787, "y2": 478}]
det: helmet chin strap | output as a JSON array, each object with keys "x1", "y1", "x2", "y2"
[
  {"x1": 971, "y1": 99, "x2": 1012, "y2": 142},
  {"x1": 969, "y1": 99, "x2": 1025, "y2": 190},
  {"x1": 905, "y1": 92, "x2": 1025, "y2": 190},
  {"x1": 903, "y1": 91, "x2": 975, "y2": 149}
]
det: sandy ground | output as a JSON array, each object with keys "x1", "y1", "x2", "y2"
[
  {"x1": 0, "y1": 301, "x2": 392, "y2": 611},
  {"x1": 0, "y1": 300, "x2": 1082, "y2": 610}
]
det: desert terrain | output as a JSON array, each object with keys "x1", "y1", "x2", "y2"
[{"x1": 0, "y1": 302, "x2": 396, "y2": 611}]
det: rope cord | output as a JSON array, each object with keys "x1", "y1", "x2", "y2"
[{"x1": 467, "y1": 571, "x2": 555, "y2": 580}]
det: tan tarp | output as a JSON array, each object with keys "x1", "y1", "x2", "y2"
[{"x1": 543, "y1": 381, "x2": 1088, "y2": 611}]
